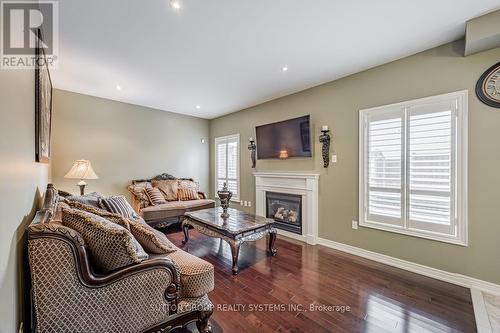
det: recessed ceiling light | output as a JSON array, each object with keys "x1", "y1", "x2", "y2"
[
  {"x1": 170, "y1": 0, "x2": 181, "y2": 10},
  {"x1": 116, "y1": 85, "x2": 122, "y2": 91},
  {"x1": 196, "y1": 105, "x2": 201, "y2": 109},
  {"x1": 282, "y1": 66, "x2": 289, "y2": 72}
]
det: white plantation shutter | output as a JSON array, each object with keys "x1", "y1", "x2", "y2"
[
  {"x1": 366, "y1": 108, "x2": 403, "y2": 226},
  {"x1": 360, "y1": 91, "x2": 468, "y2": 245},
  {"x1": 215, "y1": 134, "x2": 240, "y2": 200},
  {"x1": 217, "y1": 142, "x2": 227, "y2": 179},
  {"x1": 408, "y1": 103, "x2": 455, "y2": 235}
]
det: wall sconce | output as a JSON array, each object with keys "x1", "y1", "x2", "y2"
[
  {"x1": 279, "y1": 150, "x2": 289, "y2": 159},
  {"x1": 319, "y1": 125, "x2": 331, "y2": 168},
  {"x1": 248, "y1": 137, "x2": 256, "y2": 168}
]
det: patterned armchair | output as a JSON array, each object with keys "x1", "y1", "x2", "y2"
[{"x1": 27, "y1": 184, "x2": 213, "y2": 333}]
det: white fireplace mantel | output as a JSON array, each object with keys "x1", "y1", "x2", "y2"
[{"x1": 254, "y1": 171, "x2": 319, "y2": 245}]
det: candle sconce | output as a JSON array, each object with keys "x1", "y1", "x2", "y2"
[
  {"x1": 319, "y1": 126, "x2": 331, "y2": 168},
  {"x1": 248, "y1": 138, "x2": 257, "y2": 168}
]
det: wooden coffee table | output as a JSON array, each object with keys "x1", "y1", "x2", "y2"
[{"x1": 182, "y1": 207, "x2": 277, "y2": 275}]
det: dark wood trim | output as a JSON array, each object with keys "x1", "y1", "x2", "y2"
[
  {"x1": 31, "y1": 184, "x2": 58, "y2": 225},
  {"x1": 132, "y1": 174, "x2": 195, "y2": 185}
]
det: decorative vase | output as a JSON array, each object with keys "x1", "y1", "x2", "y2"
[{"x1": 217, "y1": 182, "x2": 233, "y2": 218}]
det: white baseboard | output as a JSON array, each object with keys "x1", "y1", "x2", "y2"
[
  {"x1": 276, "y1": 229, "x2": 317, "y2": 245},
  {"x1": 471, "y1": 289, "x2": 493, "y2": 333},
  {"x1": 316, "y1": 237, "x2": 500, "y2": 295},
  {"x1": 276, "y1": 229, "x2": 306, "y2": 243}
]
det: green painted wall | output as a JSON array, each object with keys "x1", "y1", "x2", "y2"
[
  {"x1": 209, "y1": 41, "x2": 500, "y2": 284},
  {"x1": 52, "y1": 90, "x2": 210, "y2": 199}
]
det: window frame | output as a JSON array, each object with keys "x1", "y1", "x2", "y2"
[
  {"x1": 359, "y1": 90, "x2": 468, "y2": 246},
  {"x1": 214, "y1": 133, "x2": 241, "y2": 202}
]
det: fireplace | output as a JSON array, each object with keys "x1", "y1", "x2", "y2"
[{"x1": 266, "y1": 191, "x2": 302, "y2": 234}]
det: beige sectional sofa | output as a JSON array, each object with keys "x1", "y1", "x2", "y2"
[{"x1": 128, "y1": 173, "x2": 215, "y2": 228}]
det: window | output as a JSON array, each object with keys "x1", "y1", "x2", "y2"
[
  {"x1": 359, "y1": 91, "x2": 468, "y2": 245},
  {"x1": 215, "y1": 134, "x2": 240, "y2": 201}
]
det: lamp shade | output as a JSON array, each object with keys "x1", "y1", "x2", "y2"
[{"x1": 64, "y1": 160, "x2": 98, "y2": 180}]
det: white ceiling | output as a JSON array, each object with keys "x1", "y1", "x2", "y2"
[{"x1": 53, "y1": 0, "x2": 500, "y2": 119}]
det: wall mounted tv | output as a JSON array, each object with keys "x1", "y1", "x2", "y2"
[{"x1": 256, "y1": 115, "x2": 311, "y2": 159}]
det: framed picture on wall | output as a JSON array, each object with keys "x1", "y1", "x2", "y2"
[{"x1": 35, "y1": 29, "x2": 53, "y2": 163}]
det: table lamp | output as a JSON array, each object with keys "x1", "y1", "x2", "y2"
[{"x1": 64, "y1": 159, "x2": 98, "y2": 195}]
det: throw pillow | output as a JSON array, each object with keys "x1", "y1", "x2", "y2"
[
  {"x1": 152, "y1": 179, "x2": 179, "y2": 201},
  {"x1": 61, "y1": 208, "x2": 148, "y2": 272},
  {"x1": 100, "y1": 195, "x2": 138, "y2": 219},
  {"x1": 177, "y1": 187, "x2": 199, "y2": 201},
  {"x1": 127, "y1": 182, "x2": 152, "y2": 208},
  {"x1": 178, "y1": 179, "x2": 199, "y2": 191},
  {"x1": 66, "y1": 192, "x2": 103, "y2": 208},
  {"x1": 128, "y1": 218, "x2": 176, "y2": 254},
  {"x1": 66, "y1": 199, "x2": 131, "y2": 230},
  {"x1": 145, "y1": 187, "x2": 167, "y2": 205}
]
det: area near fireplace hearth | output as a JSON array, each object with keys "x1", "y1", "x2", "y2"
[{"x1": 254, "y1": 171, "x2": 319, "y2": 245}]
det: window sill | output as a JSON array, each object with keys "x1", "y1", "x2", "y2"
[{"x1": 359, "y1": 220, "x2": 468, "y2": 246}]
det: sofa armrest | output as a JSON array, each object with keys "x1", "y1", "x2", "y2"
[
  {"x1": 131, "y1": 195, "x2": 145, "y2": 215},
  {"x1": 28, "y1": 229, "x2": 181, "y2": 332},
  {"x1": 197, "y1": 192, "x2": 208, "y2": 199}
]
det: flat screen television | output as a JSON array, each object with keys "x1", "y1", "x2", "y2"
[{"x1": 256, "y1": 115, "x2": 311, "y2": 159}]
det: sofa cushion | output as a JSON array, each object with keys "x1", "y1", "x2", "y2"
[
  {"x1": 65, "y1": 200, "x2": 131, "y2": 230},
  {"x1": 181, "y1": 200, "x2": 216, "y2": 210},
  {"x1": 141, "y1": 199, "x2": 215, "y2": 221},
  {"x1": 128, "y1": 218, "x2": 176, "y2": 254},
  {"x1": 177, "y1": 187, "x2": 199, "y2": 201},
  {"x1": 62, "y1": 208, "x2": 148, "y2": 272},
  {"x1": 145, "y1": 187, "x2": 167, "y2": 205},
  {"x1": 166, "y1": 247, "x2": 214, "y2": 298},
  {"x1": 100, "y1": 195, "x2": 138, "y2": 219},
  {"x1": 65, "y1": 200, "x2": 174, "y2": 254},
  {"x1": 66, "y1": 192, "x2": 103, "y2": 208},
  {"x1": 152, "y1": 179, "x2": 179, "y2": 201},
  {"x1": 178, "y1": 179, "x2": 199, "y2": 191}
]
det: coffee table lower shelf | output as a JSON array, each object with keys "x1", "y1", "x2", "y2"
[{"x1": 181, "y1": 217, "x2": 277, "y2": 275}]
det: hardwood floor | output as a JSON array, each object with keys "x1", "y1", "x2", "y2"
[{"x1": 167, "y1": 228, "x2": 476, "y2": 333}]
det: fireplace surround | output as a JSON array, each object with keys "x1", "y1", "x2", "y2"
[{"x1": 255, "y1": 172, "x2": 319, "y2": 244}]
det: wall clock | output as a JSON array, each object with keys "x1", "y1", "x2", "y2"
[{"x1": 476, "y1": 62, "x2": 500, "y2": 108}]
